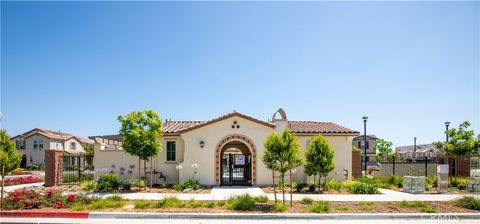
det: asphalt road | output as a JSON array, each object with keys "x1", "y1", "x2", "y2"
[{"x1": 0, "y1": 218, "x2": 478, "y2": 224}]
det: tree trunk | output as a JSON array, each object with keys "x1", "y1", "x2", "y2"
[
  {"x1": 1, "y1": 165, "x2": 4, "y2": 203},
  {"x1": 289, "y1": 169, "x2": 293, "y2": 206},
  {"x1": 143, "y1": 159, "x2": 147, "y2": 188},
  {"x1": 281, "y1": 173, "x2": 285, "y2": 205},
  {"x1": 138, "y1": 158, "x2": 141, "y2": 188},
  {"x1": 272, "y1": 169, "x2": 277, "y2": 204},
  {"x1": 150, "y1": 157, "x2": 153, "y2": 189},
  {"x1": 318, "y1": 174, "x2": 322, "y2": 192}
]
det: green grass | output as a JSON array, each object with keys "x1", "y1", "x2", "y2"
[
  {"x1": 420, "y1": 207, "x2": 438, "y2": 213},
  {"x1": 80, "y1": 181, "x2": 96, "y2": 191},
  {"x1": 400, "y1": 201, "x2": 428, "y2": 208},
  {"x1": 88, "y1": 196, "x2": 125, "y2": 210},
  {"x1": 309, "y1": 201, "x2": 331, "y2": 213},
  {"x1": 154, "y1": 197, "x2": 182, "y2": 208},
  {"x1": 71, "y1": 203, "x2": 87, "y2": 211},
  {"x1": 254, "y1": 195, "x2": 269, "y2": 203},
  {"x1": 359, "y1": 202, "x2": 374, "y2": 212},
  {"x1": 337, "y1": 206, "x2": 349, "y2": 211},
  {"x1": 271, "y1": 203, "x2": 288, "y2": 212},
  {"x1": 205, "y1": 202, "x2": 216, "y2": 208},
  {"x1": 227, "y1": 194, "x2": 256, "y2": 211},
  {"x1": 134, "y1": 200, "x2": 152, "y2": 209},
  {"x1": 216, "y1": 201, "x2": 226, "y2": 207},
  {"x1": 455, "y1": 196, "x2": 480, "y2": 211},
  {"x1": 187, "y1": 199, "x2": 203, "y2": 208},
  {"x1": 301, "y1": 198, "x2": 314, "y2": 205}
]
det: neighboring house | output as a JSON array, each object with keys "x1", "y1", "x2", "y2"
[
  {"x1": 91, "y1": 108, "x2": 359, "y2": 186},
  {"x1": 12, "y1": 128, "x2": 93, "y2": 168},
  {"x1": 396, "y1": 144, "x2": 439, "y2": 162},
  {"x1": 352, "y1": 135, "x2": 378, "y2": 167}
]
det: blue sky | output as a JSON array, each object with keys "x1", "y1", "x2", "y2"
[{"x1": 1, "y1": 1, "x2": 479, "y2": 147}]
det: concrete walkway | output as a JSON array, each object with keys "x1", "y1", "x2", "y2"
[
  {"x1": 3, "y1": 182, "x2": 45, "y2": 193},
  {"x1": 88, "y1": 186, "x2": 480, "y2": 202}
]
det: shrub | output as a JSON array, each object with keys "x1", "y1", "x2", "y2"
[
  {"x1": 296, "y1": 183, "x2": 307, "y2": 192},
  {"x1": 71, "y1": 203, "x2": 87, "y2": 211},
  {"x1": 309, "y1": 201, "x2": 331, "y2": 213},
  {"x1": 80, "y1": 181, "x2": 96, "y2": 191},
  {"x1": 254, "y1": 195, "x2": 269, "y2": 203},
  {"x1": 187, "y1": 199, "x2": 203, "y2": 208},
  {"x1": 3, "y1": 176, "x2": 42, "y2": 186},
  {"x1": 301, "y1": 197, "x2": 314, "y2": 205},
  {"x1": 173, "y1": 179, "x2": 202, "y2": 191},
  {"x1": 0, "y1": 188, "x2": 93, "y2": 210},
  {"x1": 382, "y1": 175, "x2": 403, "y2": 188},
  {"x1": 134, "y1": 200, "x2": 152, "y2": 209},
  {"x1": 154, "y1": 196, "x2": 181, "y2": 208},
  {"x1": 205, "y1": 201, "x2": 216, "y2": 208},
  {"x1": 449, "y1": 177, "x2": 466, "y2": 190},
  {"x1": 227, "y1": 194, "x2": 256, "y2": 211},
  {"x1": 216, "y1": 201, "x2": 226, "y2": 207},
  {"x1": 96, "y1": 174, "x2": 121, "y2": 192},
  {"x1": 324, "y1": 179, "x2": 343, "y2": 191},
  {"x1": 425, "y1": 176, "x2": 437, "y2": 190},
  {"x1": 272, "y1": 203, "x2": 288, "y2": 212},
  {"x1": 347, "y1": 182, "x2": 379, "y2": 194},
  {"x1": 455, "y1": 196, "x2": 480, "y2": 211}
]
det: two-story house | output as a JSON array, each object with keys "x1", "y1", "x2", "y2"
[
  {"x1": 12, "y1": 128, "x2": 93, "y2": 168},
  {"x1": 396, "y1": 143, "x2": 439, "y2": 162},
  {"x1": 352, "y1": 135, "x2": 378, "y2": 169}
]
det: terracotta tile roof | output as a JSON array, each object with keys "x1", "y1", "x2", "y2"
[
  {"x1": 287, "y1": 121, "x2": 359, "y2": 134},
  {"x1": 163, "y1": 120, "x2": 206, "y2": 135},
  {"x1": 13, "y1": 128, "x2": 93, "y2": 145}
]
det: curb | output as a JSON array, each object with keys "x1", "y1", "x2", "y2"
[
  {"x1": 88, "y1": 212, "x2": 480, "y2": 220},
  {"x1": 0, "y1": 210, "x2": 89, "y2": 219}
]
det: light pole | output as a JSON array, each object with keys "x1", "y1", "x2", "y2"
[
  {"x1": 413, "y1": 137, "x2": 417, "y2": 161},
  {"x1": 444, "y1": 121, "x2": 450, "y2": 142},
  {"x1": 362, "y1": 116, "x2": 368, "y2": 176}
]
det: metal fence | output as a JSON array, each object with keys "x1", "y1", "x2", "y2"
[
  {"x1": 379, "y1": 160, "x2": 438, "y2": 177},
  {"x1": 62, "y1": 155, "x2": 94, "y2": 184}
]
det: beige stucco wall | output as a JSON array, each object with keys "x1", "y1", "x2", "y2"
[
  {"x1": 93, "y1": 144, "x2": 139, "y2": 180},
  {"x1": 14, "y1": 135, "x2": 48, "y2": 167},
  {"x1": 179, "y1": 116, "x2": 274, "y2": 186}
]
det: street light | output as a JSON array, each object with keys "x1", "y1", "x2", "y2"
[
  {"x1": 413, "y1": 137, "x2": 417, "y2": 162},
  {"x1": 362, "y1": 116, "x2": 368, "y2": 176},
  {"x1": 444, "y1": 121, "x2": 450, "y2": 142}
]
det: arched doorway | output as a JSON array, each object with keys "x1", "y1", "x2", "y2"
[{"x1": 215, "y1": 135, "x2": 256, "y2": 186}]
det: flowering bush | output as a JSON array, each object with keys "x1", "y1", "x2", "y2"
[
  {"x1": 4, "y1": 176, "x2": 42, "y2": 186},
  {"x1": 0, "y1": 187, "x2": 93, "y2": 210}
]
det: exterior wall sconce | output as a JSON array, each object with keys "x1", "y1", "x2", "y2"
[{"x1": 200, "y1": 140, "x2": 205, "y2": 148}]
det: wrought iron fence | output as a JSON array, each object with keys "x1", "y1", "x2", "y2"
[{"x1": 62, "y1": 155, "x2": 94, "y2": 184}]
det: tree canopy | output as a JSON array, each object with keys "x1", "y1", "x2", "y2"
[
  {"x1": 434, "y1": 121, "x2": 480, "y2": 157},
  {"x1": 0, "y1": 129, "x2": 22, "y2": 199},
  {"x1": 373, "y1": 139, "x2": 397, "y2": 162},
  {"x1": 304, "y1": 134, "x2": 335, "y2": 191}
]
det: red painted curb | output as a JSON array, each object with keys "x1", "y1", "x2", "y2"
[{"x1": 0, "y1": 210, "x2": 90, "y2": 219}]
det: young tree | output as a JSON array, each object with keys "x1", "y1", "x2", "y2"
[
  {"x1": 262, "y1": 133, "x2": 281, "y2": 204},
  {"x1": 118, "y1": 110, "x2": 163, "y2": 188},
  {"x1": 434, "y1": 121, "x2": 480, "y2": 176},
  {"x1": 81, "y1": 144, "x2": 94, "y2": 169},
  {"x1": 373, "y1": 139, "x2": 395, "y2": 162},
  {"x1": 304, "y1": 134, "x2": 335, "y2": 191},
  {"x1": 0, "y1": 129, "x2": 22, "y2": 199},
  {"x1": 262, "y1": 129, "x2": 302, "y2": 205}
]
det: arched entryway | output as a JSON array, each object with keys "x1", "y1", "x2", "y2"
[{"x1": 215, "y1": 134, "x2": 256, "y2": 186}]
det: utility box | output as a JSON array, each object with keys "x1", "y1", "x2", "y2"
[
  {"x1": 403, "y1": 176, "x2": 425, "y2": 194},
  {"x1": 466, "y1": 177, "x2": 480, "y2": 192},
  {"x1": 437, "y1": 164, "x2": 449, "y2": 193}
]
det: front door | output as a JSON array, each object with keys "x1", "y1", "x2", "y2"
[{"x1": 221, "y1": 154, "x2": 251, "y2": 186}]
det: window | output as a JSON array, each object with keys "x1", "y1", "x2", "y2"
[
  {"x1": 39, "y1": 140, "x2": 44, "y2": 150},
  {"x1": 166, "y1": 141, "x2": 176, "y2": 161},
  {"x1": 366, "y1": 141, "x2": 369, "y2": 149},
  {"x1": 70, "y1": 142, "x2": 76, "y2": 150},
  {"x1": 30, "y1": 156, "x2": 33, "y2": 163},
  {"x1": 33, "y1": 140, "x2": 38, "y2": 150}
]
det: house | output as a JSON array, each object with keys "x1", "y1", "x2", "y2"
[
  {"x1": 92, "y1": 108, "x2": 359, "y2": 186},
  {"x1": 352, "y1": 135, "x2": 378, "y2": 168},
  {"x1": 396, "y1": 143, "x2": 439, "y2": 162},
  {"x1": 12, "y1": 128, "x2": 93, "y2": 168}
]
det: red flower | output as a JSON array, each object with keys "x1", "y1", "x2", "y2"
[
  {"x1": 53, "y1": 201, "x2": 63, "y2": 209},
  {"x1": 44, "y1": 188, "x2": 54, "y2": 197},
  {"x1": 67, "y1": 194, "x2": 76, "y2": 202}
]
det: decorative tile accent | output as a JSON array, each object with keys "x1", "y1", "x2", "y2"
[{"x1": 215, "y1": 134, "x2": 257, "y2": 185}]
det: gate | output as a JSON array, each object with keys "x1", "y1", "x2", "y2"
[
  {"x1": 221, "y1": 154, "x2": 251, "y2": 186},
  {"x1": 62, "y1": 155, "x2": 94, "y2": 184}
]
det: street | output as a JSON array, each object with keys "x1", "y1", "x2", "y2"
[{"x1": 1, "y1": 218, "x2": 478, "y2": 224}]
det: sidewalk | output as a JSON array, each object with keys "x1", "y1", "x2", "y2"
[{"x1": 88, "y1": 186, "x2": 480, "y2": 202}]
